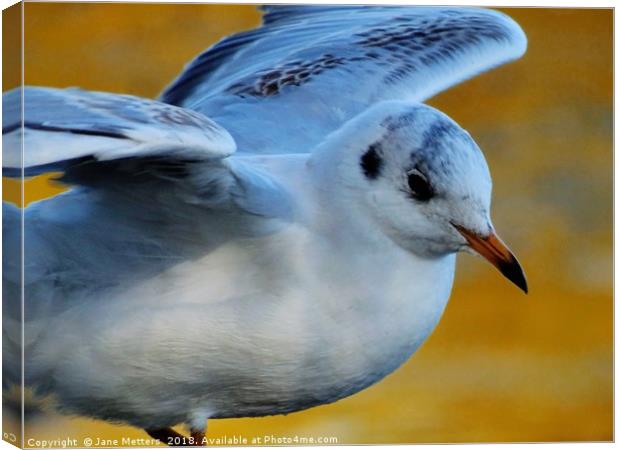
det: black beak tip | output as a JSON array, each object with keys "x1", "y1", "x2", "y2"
[
  {"x1": 499, "y1": 257, "x2": 528, "y2": 294},
  {"x1": 519, "y1": 277, "x2": 529, "y2": 294}
]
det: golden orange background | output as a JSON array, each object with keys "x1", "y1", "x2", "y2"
[{"x1": 3, "y1": 3, "x2": 613, "y2": 445}]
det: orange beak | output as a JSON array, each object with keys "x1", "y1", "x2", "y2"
[{"x1": 452, "y1": 224, "x2": 528, "y2": 293}]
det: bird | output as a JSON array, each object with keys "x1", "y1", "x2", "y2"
[{"x1": 2, "y1": 5, "x2": 528, "y2": 445}]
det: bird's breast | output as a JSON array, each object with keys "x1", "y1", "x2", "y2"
[
  {"x1": 35, "y1": 224, "x2": 457, "y2": 421},
  {"x1": 170, "y1": 231, "x2": 458, "y2": 416}
]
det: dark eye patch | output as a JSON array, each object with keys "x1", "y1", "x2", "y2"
[
  {"x1": 407, "y1": 169, "x2": 433, "y2": 201},
  {"x1": 360, "y1": 144, "x2": 383, "y2": 179}
]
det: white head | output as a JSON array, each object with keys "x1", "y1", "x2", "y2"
[{"x1": 311, "y1": 101, "x2": 527, "y2": 292}]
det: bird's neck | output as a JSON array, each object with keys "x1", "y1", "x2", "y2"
[{"x1": 296, "y1": 178, "x2": 457, "y2": 396}]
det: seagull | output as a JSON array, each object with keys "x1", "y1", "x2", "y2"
[{"x1": 2, "y1": 5, "x2": 528, "y2": 445}]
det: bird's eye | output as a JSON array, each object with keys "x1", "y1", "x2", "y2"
[{"x1": 407, "y1": 169, "x2": 433, "y2": 201}]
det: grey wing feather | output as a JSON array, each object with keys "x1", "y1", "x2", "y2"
[
  {"x1": 2, "y1": 87, "x2": 236, "y2": 176},
  {"x1": 2, "y1": 87, "x2": 291, "y2": 220},
  {"x1": 161, "y1": 6, "x2": 526, "y2": 155}
]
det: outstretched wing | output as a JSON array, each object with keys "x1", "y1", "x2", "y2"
[
  {"x1": 2, "y1": 87, "x2": 291, "y2": 219},
  {"x1": 3, "y1": 86, "x2": 235, "y2": 176},
  {"x1": 161, "y1": 6, "x2": 527, "y2": 154},
  {"x1": 2, "y1": 87, "x2": 294, "y2": 324}
]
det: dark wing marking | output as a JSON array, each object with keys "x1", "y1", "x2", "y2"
[{"x1": 160, "y1": 6, "x2": 526, "y2": 155}]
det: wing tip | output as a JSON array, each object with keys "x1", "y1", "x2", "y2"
[{"x1": 489, "y1": 8, "x2": 528, "y2": 60}]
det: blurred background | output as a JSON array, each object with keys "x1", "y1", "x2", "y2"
[{"x1": 3, "y1": 3, "x2": 612, "y2": 445}]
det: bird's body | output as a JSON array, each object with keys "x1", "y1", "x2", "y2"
[
  {"x1": 3, "y1": 5, "x2": 528, "y2": 440},
  {"x1": 10, "y1": 151, "x2": 454, "y2": 429}
]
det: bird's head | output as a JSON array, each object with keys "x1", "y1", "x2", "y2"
[{"x1": 311, "y1": 101, "x2": 527, "y2": 293}]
